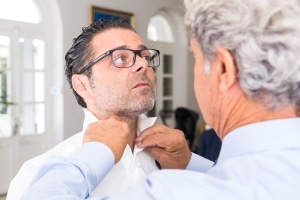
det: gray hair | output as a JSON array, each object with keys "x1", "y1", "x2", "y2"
[{"x1": 184, "y1": 0, "x2": 300, "y2": 112}]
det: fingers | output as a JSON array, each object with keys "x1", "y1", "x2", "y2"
[
  {"x1": 145, "y1": 145, "x2": 191, "y2": 169},
  {"x1": 136, "y1": 123, "x2": 191, "y2": 169},
  {"x1": 136, "y1": 131, "x2": 161, "y2": 148},
  {"x1": 135, "y1": 125, "x2": 157, "y2": 142},
  {"x1": 83, "y1": 116, "x2": 130, "y2": 163},
  {"x1": 136, "y1": 124, "x2": 184, "y2": 149}
]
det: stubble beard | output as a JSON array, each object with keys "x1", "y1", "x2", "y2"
[
  {"x1": 117, "y1": 89, "x2": 156, "y2": 119},
  {"x1": 90, "y1": 72, "x2": 156, "y2": 119},
  {"x1": 93, "y1": 86, "x2": 156, "y2": 119}
]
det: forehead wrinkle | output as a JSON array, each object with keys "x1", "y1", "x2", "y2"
[{"x1": 90, "y1": 30, "x2": 147, "y2": 57}]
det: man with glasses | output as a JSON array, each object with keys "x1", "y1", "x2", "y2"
[{"x1": 8, "y1": 19, "x2": 212, "y2": 199}]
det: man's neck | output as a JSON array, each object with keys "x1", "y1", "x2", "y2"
[
  {"x1": 216, "y1": 99, "x2": 297, "y2": 139},
  {"x1": 90, "y1": 109, "x2": 140, "y2": 151},
  {"x1": 120, "y1": 117, "x2": 138, "y2": 151}
]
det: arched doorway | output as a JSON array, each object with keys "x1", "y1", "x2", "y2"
[
  {"x1": 146, "y1": 8, "x2": 189, "y2": 127},
  {"x1": 0, "y1": 0, "x2": 63, "y2": 194}
]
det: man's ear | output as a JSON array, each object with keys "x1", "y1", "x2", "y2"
[
  {"x1": 71, "y1": 74, "x2": 92, "y2": 99},
  {"x1": 214, "y1": 47, "x2": 237, "y2": 92}
]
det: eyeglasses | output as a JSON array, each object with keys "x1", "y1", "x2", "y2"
[{"x1": 77, "y1": 48, "x2": 160, "y2": 74}]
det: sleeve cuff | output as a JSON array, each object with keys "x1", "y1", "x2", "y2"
[
  {"x1": 70, "y1": 142, "x2": 115, "y2": 186},
  {"x1": 186, "y1": 153, "x2": 214, "y2": 172}
]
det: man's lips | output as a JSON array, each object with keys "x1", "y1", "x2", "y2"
[{"x1": 133, "y1": 82, "x2": 150, "y2": 88}]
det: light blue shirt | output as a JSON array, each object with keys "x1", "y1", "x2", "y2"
[
  {"x1": 21, "y1": 118, "x2": 300, "y2": 200},
  {"x1": 9, "y1": 110, "x2": 179, "y2": 199}
]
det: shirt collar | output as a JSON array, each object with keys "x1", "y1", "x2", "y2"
[
  {"x1": 217, "y1": 118, "x2": 300, "y2": 163},
  {"x1": 82, "y1": 108, "x2": 157, "y2": 154}
]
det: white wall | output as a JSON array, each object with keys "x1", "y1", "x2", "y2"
[{"x1": 55, "y1": 0, "x2": 200, "y2": 139}]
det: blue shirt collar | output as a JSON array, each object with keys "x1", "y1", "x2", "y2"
[{"x1": 217, "y1": 118, "x2": 300, "y2": 163}]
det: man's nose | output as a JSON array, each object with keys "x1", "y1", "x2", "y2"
[{"x1": 131, "y1": 55, "x2": 148, "y2": 73}]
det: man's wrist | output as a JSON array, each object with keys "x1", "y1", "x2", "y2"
[{"x1": 72, "y1": 142, "x2": 115, "y2": 184}]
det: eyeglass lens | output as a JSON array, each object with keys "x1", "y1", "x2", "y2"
[{"x1": 112, "y1": 49, "x2": 159, "y2": 68}]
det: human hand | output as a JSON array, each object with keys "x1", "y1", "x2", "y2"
[
  {"x1": 136, "y1": 124, "x2": 191, "y2": 169},
  {"x1": 82, "y1": 116, "x2": 130, "y2": 163}
]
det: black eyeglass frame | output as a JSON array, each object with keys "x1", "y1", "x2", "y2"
[{"x1": 76, "y1": 48, "x2": 160, "y2": 74}]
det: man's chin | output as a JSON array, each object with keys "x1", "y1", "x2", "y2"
[{"x1": 129, "y1": 100, "x2": 154, "y2": 114}]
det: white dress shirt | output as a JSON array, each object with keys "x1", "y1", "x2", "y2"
[{"x1": 7, "y1": 109, "x2": 159, "y2": 199}]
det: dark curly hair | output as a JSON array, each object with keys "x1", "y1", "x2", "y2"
[{"x1": 65, "y1": 19, "x2": 136, "y2": 108}]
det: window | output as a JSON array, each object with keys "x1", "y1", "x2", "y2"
[
  {"x1": 0, "y1": 0, "x2": 45, "y2": 137},
  {"x1": 147, "y1": 13, "x2": 175, "y2": 123},
  {"x1": 0, "y1": 36, "x2": 11, "y2": 137},
  {"x1": 147, "y1": 15, "x2": 174, "y2": 43},
  {"x1": 19, "y1": 38, "x2": 45, "y2": 135},
  {"x1": 0, "y1": 0, "x2": 41, "y2": 23},
  {"x1": 0, "y1": 1, "x2": 63, "y2": 193}
]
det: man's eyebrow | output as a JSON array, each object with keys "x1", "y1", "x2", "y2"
[
  {"x1": 138, "y1": 45, "x2": 148, "y2": 50},
  {"x1": 111, "y1": 45, "x2": 148, "y2": 50}
]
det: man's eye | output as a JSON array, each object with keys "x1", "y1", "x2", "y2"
[
  {"x1": 114, "y1": 55, "x2": 126, "y2": 63},
  {"x1": 142, "y1": 56, "x2": 151, "y2": 62}
]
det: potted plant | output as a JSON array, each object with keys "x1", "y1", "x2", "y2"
[
  {"x1": 0, "y1": 69, "x2": 14, "y2": 114},
  {"x1": 0, "y1": 69, "x2": 14, "y2": 137}
]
